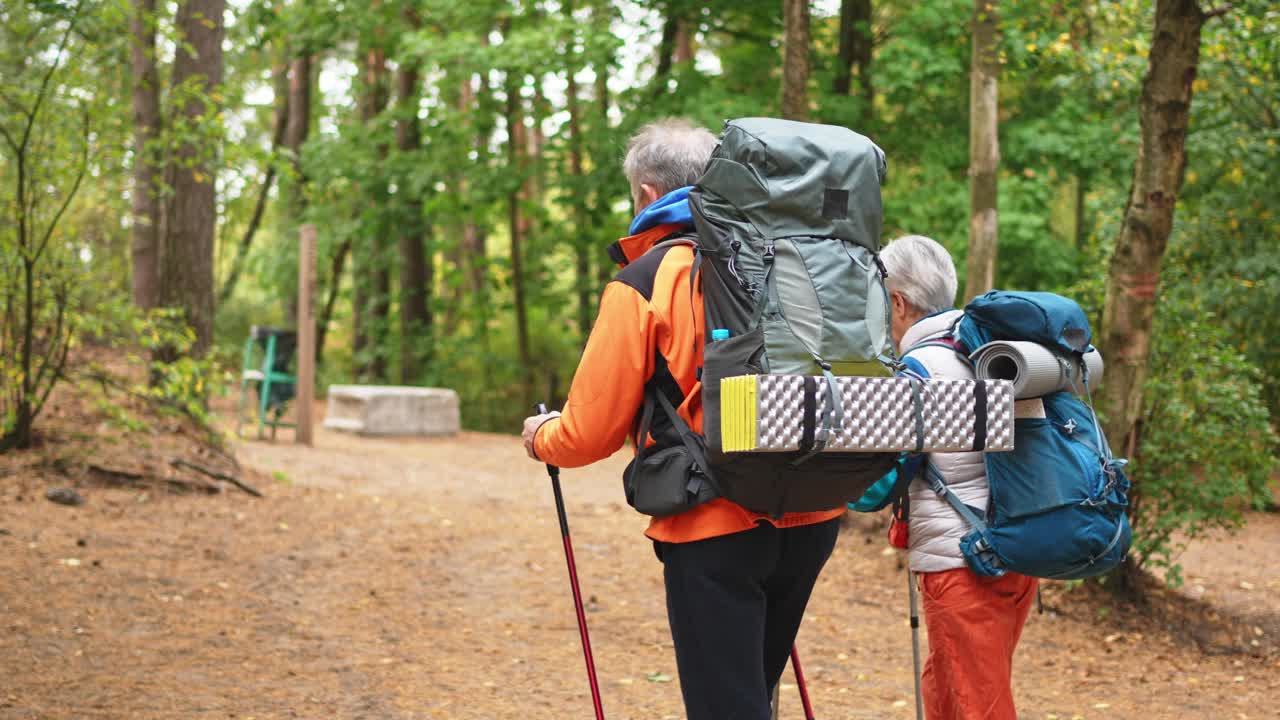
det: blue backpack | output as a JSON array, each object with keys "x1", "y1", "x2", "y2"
[{"x1": 858, "y1": 291, "x2": 1132, "y2": 580}]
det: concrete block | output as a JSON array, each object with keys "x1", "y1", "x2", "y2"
[{"x1": 323, "y1": 385, "x2": 461, "y2": 436}]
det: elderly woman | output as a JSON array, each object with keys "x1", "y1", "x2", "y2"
[{"x1": 879, "y1": 234, "x2": 1038, "y2": 720}]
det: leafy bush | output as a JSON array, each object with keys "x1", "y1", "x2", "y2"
[{"x1": 1128, "y1": 290, "x2": 1276, "y2": 586}]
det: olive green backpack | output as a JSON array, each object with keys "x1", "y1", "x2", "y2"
[{"x1": 689, "y1": 118, "x2": 898, "y2": 516}]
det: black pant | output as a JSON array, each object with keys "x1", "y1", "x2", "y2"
[{"x1": 656, "y1": 518, "x2": 840, "y2": 720}]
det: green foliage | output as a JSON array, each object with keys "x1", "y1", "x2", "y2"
[
  {"x1": 3, "y1": 0, "x2": 1275, "y2": 594},
  {"x1": 1131, "y1": 289, "x2": 1276, "y2": 585},
  {"x1": 0, "y1": 0, "x2": 113, "y2": 450},
  {"x1": 134, "y1": 310, "x2": 230, "y2": 427}
]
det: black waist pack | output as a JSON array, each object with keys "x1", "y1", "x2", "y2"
[{"x1": 624, "y1": 385, "x2": 719, "y2": 517}]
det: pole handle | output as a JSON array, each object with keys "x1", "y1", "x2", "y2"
[{"x1": 534, "y1": 403, "x2": 560, "y2": 480}]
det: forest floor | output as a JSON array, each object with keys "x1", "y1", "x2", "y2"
[{"x1": 2, "y1": 400, "x2": 1279, "y2": 719}]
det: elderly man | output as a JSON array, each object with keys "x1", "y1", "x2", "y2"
[
  {"x1": 881, "y1": 234, "x2": 1037, "y2": 720},
  {"x1": 520, "y1": 118, "x2": 844, "y2": 720}
]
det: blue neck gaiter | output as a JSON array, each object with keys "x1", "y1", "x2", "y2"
[{"x1": 628, "y1": 186, "x2": 695, "y2": 236}]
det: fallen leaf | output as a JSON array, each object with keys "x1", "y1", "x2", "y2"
[{"x1": 646, "y1": 672, "x2": 672, "y2": 683}]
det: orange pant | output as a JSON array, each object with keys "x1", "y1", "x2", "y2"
[{"x1": 918, "y1": 568, "x2": 1037, "y2": 720}]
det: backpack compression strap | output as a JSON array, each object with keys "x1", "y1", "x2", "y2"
[
  {"x1": 923, "y1": 462, "x2": 1005, "y2": 577},
  {"x1": 904, "y1": 336, "x2": 989, "y2": 453}
]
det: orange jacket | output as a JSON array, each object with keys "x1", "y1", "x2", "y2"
[{"x1": 534, "y1": 223, "x2": 845, "y2": 543}]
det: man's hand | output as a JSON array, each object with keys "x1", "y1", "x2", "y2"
[{"x1": 522, "y1": 411, "x2": 561, "y2": 460}]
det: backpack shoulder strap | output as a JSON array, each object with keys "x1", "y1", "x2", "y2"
[
  {"x1": 647, "y1": 231, "x2": 697, "y2": 255},
  {"x1": 904, "y1": 333, "x2": 971, "y2": 367}
]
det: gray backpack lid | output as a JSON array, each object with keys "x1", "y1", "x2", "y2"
[{"x1": 698, "y1": 117, "x2": 887, "y2": 251}]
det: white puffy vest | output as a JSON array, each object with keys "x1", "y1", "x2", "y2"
[{"x1": 900, "y1": 310, "x2": 989, "y2": 573}]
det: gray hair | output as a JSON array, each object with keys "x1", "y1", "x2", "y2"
[
  {"x1": 880, "y1": 235, "x2": 958, "y2": 314},
  {"x1": 623, "y1": 118, "x2": 717, "y2": 197}
]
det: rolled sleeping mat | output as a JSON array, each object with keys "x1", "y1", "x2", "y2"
[
  {"x1": 720, "y1": 375, "x2": 1014, "y2": 454},
  {"x1": 970, "y1": 341, "x2": 1104, "y2": 399}
]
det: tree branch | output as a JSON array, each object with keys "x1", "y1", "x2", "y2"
[
  {"x1": 1204, "y1": 4, "x2": 1233, "y2": 19},
  {"x1": 19, "y1": 0, "x2": 83, "y2": 155},
  {"x1": 29, "y1": 271, "x2": 69, "y2": 398},
  {"x1": 34, "y1": 106, "x2": 91, "y2": 263},
  {"x1": 169, "y1": 458, "x2": 262, "y2": 497},
  {"x1": 0, "y1": 122, "x2": 18, "y2": 153}
]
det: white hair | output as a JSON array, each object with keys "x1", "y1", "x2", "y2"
[
  {"x1": 880, "y1": 234, "x2": 958, "y2": 314},
  {"x1": 622, "y1": 118, "x2": 717, "y2": 198}
]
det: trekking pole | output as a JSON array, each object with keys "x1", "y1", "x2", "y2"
[
  {"x1": 790, "y1": 645, "x2": 817, "y2": 720},
  {"x1": 535, "y1": 403, "x2": 605, "y2": 720},
  {"x1": 907, "y1": 571, "x2": 924, "y2": 720}
]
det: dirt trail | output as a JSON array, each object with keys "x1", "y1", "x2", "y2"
[{"x1": 2, "y1": 426, "x2": 1278, "y2": 719}]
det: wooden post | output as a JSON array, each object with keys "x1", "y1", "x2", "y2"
[{"x1": 296, "y1": 224, "x2": 317, "y2": 446}]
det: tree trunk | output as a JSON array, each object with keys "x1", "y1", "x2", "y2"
[
  {"x1": 160, "y1": 0, "x2": 224, "y2": 357},
  {"x1": 781, "y1": 0, "x2": 811, "y2": 121},
  {"x1": 652, "y1": 12, "x2": 679, "y2": 98},
  {"x1": 283, "y1": 52, "x2": 311, "y2": 217},
  {"x1": 506, "y1": 69, "x2": 535, "y2": 406},
  {"x1": 462, "y1": 80, "x2": 487, "y2": 300},
  {"x1": 675, "y1": 19, "x2": 695, "y2": 64},
  {"x1": 1074, "y1": 173, "x2": 1090, "y2": 251},
  {"x1": 315, "y1": 237, "x2": 350, "y2": 369},
  {"x1": 130, "y1": 0, "x2": 162, "y2": 310},
  {"x1": 467, "y1": 29, "x2": 494, "y2": 300},
  {"x1": 396, "y1": 61, "x2": 431, "y2": 384},
  {"x1": 834, "y1": 0, "x2": 874, "y2": 126},
  {"x1": 218, "y1": 58, "x2": 290, "y2": 306},
  {"x1": 353, "y1": 45, "x2": 391, "y2": 382},
  {"x1": 566, "y1": 0, "x2": 592, "y2": 345},
  {"x1": 442, "y1": 65, "x2": 487, "y2": 337},
  {"x1": 1098, "y1": 0, "x2": 1209, "y2": 462},
  {"x1": 964, "y1": 0, "x2": 1000, "y2": 303},
  {"x1": 594, "y1": 0, "x2": 615, "y2": 292},
  {"x1": 280, "y1": 51, "x2": 311, "y2": 325}
]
